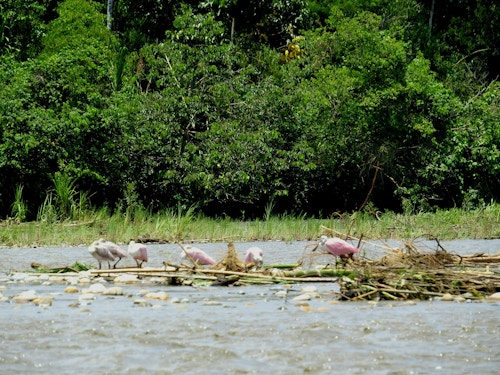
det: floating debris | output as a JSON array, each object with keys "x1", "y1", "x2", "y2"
[{"x1": 335, "y1": 242, "x2": 500, "y2": 301}]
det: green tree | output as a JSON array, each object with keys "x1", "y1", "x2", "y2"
[
  {"x1": 0, "y1": 0, "x2": 122, "y2": 218},
  {"x1": 0, "y1": 0, "x2": 49, "y2": 60}
]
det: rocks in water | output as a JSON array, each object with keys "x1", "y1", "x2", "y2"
[
  {"x1": 488, "y1": 292, "x2": 500, "y2": 300},
  {"x1": 10, "y1": 290, "x2": 53, "y2": 307},
  {"x1": 13, "y1": 290, "x2": 39, "y2": 303},
  {"x1": 83, "y1": 283, "x2": 107, "y2": 294},
  {"x1": 292, "y1": 293, "x2": 313, "y2": 301},
  {"x1": 64, "y1": 286, "x2": 79, "y2": 293},
  {"x1": 144, "y1": 291, "x2": 169, "y2": 300},
  {"x1": 103, "y1": 286, "x2": 124, "y2": 296},
  {"x1": 32, "y1": 296, "x2": 54, "y2": 307},
  {"x1": 133, "y1": 299, "x2": 153, "y2": 307},
  {"x1": 440, "y1": 293, "x2": 455, "y2": 301},
  {"x1": 114, "y1": 274, "x2": 140, "y2": 284}
]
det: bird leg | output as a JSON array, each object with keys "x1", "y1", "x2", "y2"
[
  {"x1": 325, "y1": 256, "x2": 339, "y2": 269},
  {"x1": 113, "y1": 258, "x2": 122, "y2": 269}
]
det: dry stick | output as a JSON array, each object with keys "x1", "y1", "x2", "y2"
[
  {"x1": 381, "y1": 291, "x2": 399, "y2": 300},
  {"x1": 461, "y1": 255, "x2": 500, "y2": 263},
  {"x1": 179, "y1": 267, "x2": 339, "y2": 283},
  {"x1": 238, "y1": 279, "x2": 276, "y2": 285},
  {"x1": 372, "y1": 283, "x2": 445, "y2": 297},
  {"x1": 350, "y1": 289, "x2": 380, "y2": 301},
  {"x1": 356, "y1": 233, "x2": 364, "y2": 250},
  {"x1": 177, "y1": 242, "x2": 199, "y2": 268},
  {"x1": 350, "y1": 285, "x2": 446, "y2": 299},
  {"x1": 349, "y1": 280, "x2": 445, "y2": 299},
  {"x1": 372, "y1": 281, "x2": 399, "y2": 290},
  {"x1": 108, "y1": 271, "x2": 219, "y2": 280},
  {"x1": 90, "y1": 266, "x2": 339, "y2": 283},
  {"x1": 358, "y1": 162, "x2": 380, "y2": 212}
]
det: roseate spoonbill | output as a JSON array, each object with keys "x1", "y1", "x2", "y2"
[
  {"x1": 245, "y1": 247, "x2": 264, "y2": 266},
  {"x1": 99, "y1": 239, "x2": 128, "y2": 268},
  {"x1": 128, "y1": 240, "x2": 148, "y2": 268},
  {"x1": 316, "y1": 235, "x2": 359, "y2": 264},
  {"x1": 180, "y1": 245, "x2": 216, "y2": 265},
  {"x1": 88, "y1": 239, "x2": 115, "y2": 269}
]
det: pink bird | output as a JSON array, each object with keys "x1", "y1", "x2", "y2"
[
  {"x1": 317, "y1": 235, "x2": 359, "y2": 263},
  {"x1": 245, "y1": 247, "x2": 264, "y2": 267},
  {"x1": 128, "y1": 240, "x2": 148, "y2": 268},
  {"x1": 181, "y1": 245, "x2": 216, "y2": 265}
]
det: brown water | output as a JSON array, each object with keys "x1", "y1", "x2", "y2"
[{"x1": 1, "y1": 240, "x2": 499, "y2": 374}]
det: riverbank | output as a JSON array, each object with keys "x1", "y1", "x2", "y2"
[{"x1": 1, "y1": 204, "x2": 500, "y2": 247}]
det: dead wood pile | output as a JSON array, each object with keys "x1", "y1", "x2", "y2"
[{"x1": 336, "y1": 241, "x2": 500, "y2": 301}]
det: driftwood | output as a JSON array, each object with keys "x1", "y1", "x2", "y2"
[
  {"x1": 459, "y1": 254, "x2": 500, "y2": 263},
  {"x1": 339, "y1": 268, "x2": 500, "y2": 301},
  {"x1": 317, "y1": 226, "x2": 500, "y2": 300},
  {"x1": 90, "y1": 264, "x2": 340, "y2": 284},
  {"x1": 31, "y1": 262, "x2": 86, "y2": 273},
  {"x1": 337, "y1": 251, "x2": 500, "y2": 301}
]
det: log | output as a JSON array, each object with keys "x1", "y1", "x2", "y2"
[
  {"x1": 264, "y1": 264, "x2": 300, "y2": 269},
  {"x1": 90, "y1": 266, "x2": 339, "y2": 283},
  {"x1": 461, "y1": 255, "x2": 500, "y2": 263},
  {"x1": 350, "y1": 289, "x2": 379, "y2": 301}
]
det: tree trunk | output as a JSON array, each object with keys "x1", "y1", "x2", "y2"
[
  {"x1": 428, "y1": 0, "x2": 435, "y2": 38},
  {"x1": 231, "y1": 17, "x2": 235, "y2": 45},
  {"x1": 107, "y1": 0, "x2": 113, "y2": 30}
]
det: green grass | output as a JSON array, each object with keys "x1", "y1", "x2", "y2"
[{"x1": 1, "y1": 203, "x2": 499, "y2": 247}]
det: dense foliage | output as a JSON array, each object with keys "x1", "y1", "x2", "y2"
[{"x1": 1, "y1": 0, "x2": 499, "y2": 220}]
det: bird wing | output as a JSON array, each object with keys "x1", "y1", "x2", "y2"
[
  {"x1": 105, "y1": 241, "x2": 128, "y2": 258},
  {"x1": 325, "y1": 238, "x2": 358, "y2": 255},
  {"x1": 89, "y1": 244, "x2": 115, "y2": 261}
]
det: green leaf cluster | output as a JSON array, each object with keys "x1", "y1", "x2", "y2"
[{"x1": 0, "y1": 0, "x2": 499, "y2": 220}]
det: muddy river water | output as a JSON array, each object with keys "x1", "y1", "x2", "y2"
[{"x1": 1, "y1": 239, "x2": 499, "y2": 374}]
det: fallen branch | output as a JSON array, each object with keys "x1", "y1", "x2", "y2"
[
  {"x1": 90, "y1": 266, "x2": 339, "y2": 283},
  {"x1": 461, "y1": 255, "x2": 500, "y2": 263}
]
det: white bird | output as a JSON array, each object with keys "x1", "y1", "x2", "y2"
[
  {"x1": 101, "y1": 239, "x2": 128, "y2": 265},
  {"x1": 180, "y1": 245, "x2": 216, "y2": 265},
  {"x1": 88, "y1": 239, "x2": 115, "y2": 269},
  {"x1": 245, "y1": 247, "x2": 264, "y2": 267},
  {"x1": 128, "y1": 240, "x2": 148, "y2": 268},
  {"x1": 95, "y1": 238, "x2": 128, "y2": 268}
]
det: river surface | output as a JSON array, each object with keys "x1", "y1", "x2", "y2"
[{"x1": 1, "y1": 239, "x2": 499, "y2": 374}]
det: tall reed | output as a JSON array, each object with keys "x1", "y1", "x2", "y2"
[{"x1": 10, "y1": 184, "x2": 28, "y2": 223}]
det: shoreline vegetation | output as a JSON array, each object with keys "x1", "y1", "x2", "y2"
[{"x1": 1, "y1": 203, "x2": 499, "y2": 248}]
